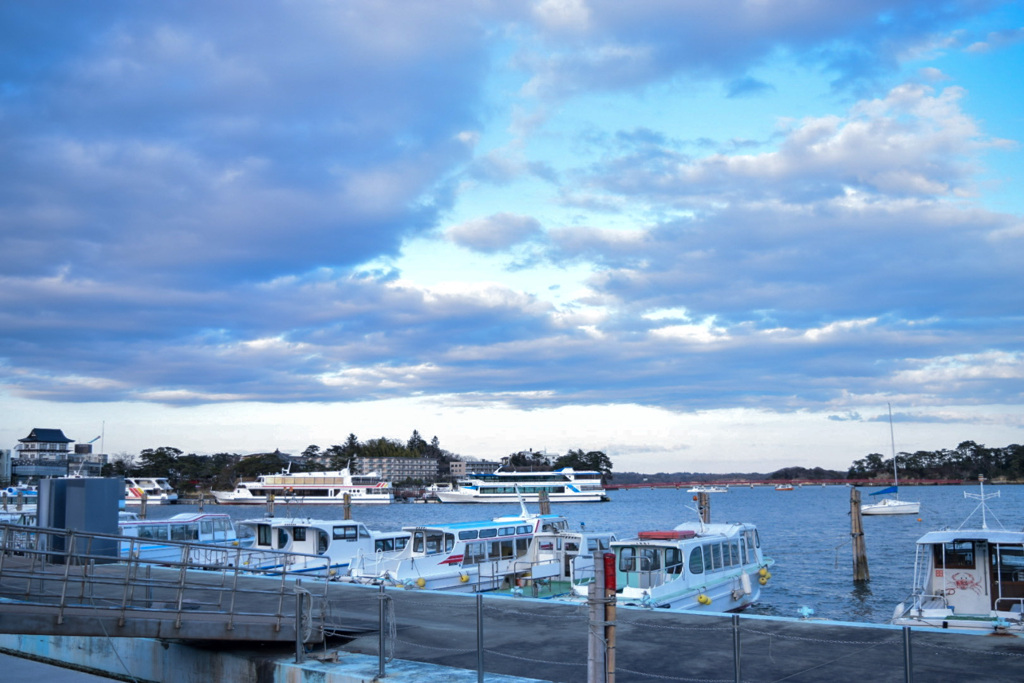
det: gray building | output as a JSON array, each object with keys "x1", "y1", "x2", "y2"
[
  {"x1": 355, "y1": 456, "x2": 440, "y2": 483},
  {"x1": 10, "y1": 428, "x2": 107, "y2": 483}
]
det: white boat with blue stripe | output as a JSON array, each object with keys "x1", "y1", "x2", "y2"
[{"x1": 436, "y1": 467, "x2": 608, "y2": 503}]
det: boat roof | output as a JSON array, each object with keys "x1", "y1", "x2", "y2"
[
  {"x1": 917, "y1": 529, "x2": 1024, "y2": 545},
  {"x1": 122, "y1": 512, "x2": 230, "y2": 525},
  {"x1": 403, "y1": 514, "x2": 566, "y2": 532}
]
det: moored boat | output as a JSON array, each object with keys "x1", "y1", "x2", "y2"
[
  {"x1": 119, "y1": 512, "x2": 241, "y2": 562},
  {"x1": 345, "y1": 503, "x2": 576, "y2": 591},
  {"x1": 234, "y1": 517, "x2": 409, "y2": 577},
  {"x1": 862, "y1": 403, "x2": 919, "y2": 516},
  {"x1": 436, "y1": 467, "x2": 608, "y2": 503},
  {"x1": 125, "y1": 477, "x2": 178, "y2": 505},
  {"x1": 211, "y1": 467, "x2": 393, "y2": 505},
  {"x1": 687, "y1": 485, "x2": 728, "y2": 493},
  {"x1": 581, "y1": 521, "x2": 773, "y2": 612},
  {"x1": 892, "y1": 476, "x2": 1024, "y2": 633},
  {"x1": 774, "y1": 484, "x2": 794, "y2": 491}
]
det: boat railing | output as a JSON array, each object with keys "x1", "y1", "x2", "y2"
[{"x1": 994, "y1": 596, "x2": 1024, "y2": 615}]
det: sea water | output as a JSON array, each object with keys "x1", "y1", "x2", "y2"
[{"x1": 150, "y1": 482, "x2": 1024, "y2": 625}]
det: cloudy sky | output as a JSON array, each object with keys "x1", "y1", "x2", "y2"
[{"x1": 2, "y1": 1, "x2": 1023, "y2": 474}]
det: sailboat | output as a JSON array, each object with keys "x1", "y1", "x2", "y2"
[{"x1": 862, "y1": 404, "x2": 920, "y2": 516}]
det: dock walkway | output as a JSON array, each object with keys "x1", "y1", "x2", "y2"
[{"x1": 3, "y1": 523, "x2": 1024, "y2": 681}]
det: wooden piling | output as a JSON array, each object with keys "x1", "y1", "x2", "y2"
[
  {"x1": 344, "y1": 493, "x2": 351, "y2": 520},
  {"x1": 850, "y1": 487, "x2": 869, "y2": 581},
  {"x1": 538, "y1": 491, "x2": 551, "y2": 515},
  {"x1": 698, "y1": 492, "x2": 711, "y2": 524}
]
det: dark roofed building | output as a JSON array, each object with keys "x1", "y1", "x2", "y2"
[{"x1": 16, "y1": 428, "x2": 74, "y2": 460}]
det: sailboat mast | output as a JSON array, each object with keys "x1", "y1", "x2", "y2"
[{"x1": 888, "y1": 403, "x2": 899, "y2": 500}]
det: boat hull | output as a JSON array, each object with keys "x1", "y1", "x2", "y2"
[
  {"x1": 211, "y1": 492, "x2": 392, "y2": 505},
  {"x1": 435, "y1": 491, "x2": 606, "y2": 503},
  {"x1": 861, "y1": 499, "x2": 920, "y2": 515}
]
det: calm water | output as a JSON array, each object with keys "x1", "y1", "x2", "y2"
[{"x1": 148, "y1": 483, "x2": 1024, "y2": 625}]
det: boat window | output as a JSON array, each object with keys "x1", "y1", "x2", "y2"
[
  {"x1": 257, "y1": 524, "x2": 272, "y2": 546},
  {"x1": 516, "y1": 526, "x2": 531, "y2": 535},
  {"x1": 740, "y1": 538, "x2": 749, "y2": 564},
  {"x1": 446, "y1": 533, "x2": 455, "y2": 552},
  {"x1": 516, "y1": 538, "x2": 529, "y2": 557},
  {"x1": 566, "y1": 541, "x2": 580, "y2": 554},
  {"x1": 171, "y1": 524, "x2": 196, "y2": 541},
  {"x1": 702, "y1": 545, "x2": 714, "y2": 572},
  {"x1": 993, "y1": 546, "x2": 1024, "y2": 582},
  {"x1": 688, "y1": 548, "x2": 704, "y2": 574},
  {"x1": 422, "y1": 531, "x2": 445, "y2": 554},
  {"x1": 333, "y1": 526, "x2": 358, "y2": 541},
  {"x1": 712, "y1": 544, "x2": 724, "y2": 571},
  {"x1": 465, "y1": 542, "x2": 485, "y2": 565},
  {"x1": 395, "y1": 536, "x2": 408, "y2": 550},
  {"x1": 293, "y1": 527, "x2": 307, "y2": 542},
  {"x1": 360, "y1": 527, "x2": 370, "y2": 539},
  {"x1": 936, "y1": 541, "x2": 975, "y2": 569},
  {"x1": 499, "y1": 527, "x2": 516, "y2": 536},
  {"x1": 753, "y1": 529, "x2": 761, "y2": 549},
  {"x1": 479, "y1": 528, "x2": 498, "y2": 539},
  {"x1": 639, "y1": 547, "x2": 661, "y2": 571},
  {"x1": 318, "y1": 531, "x2": 329, "y2": 554},
  {"x1": 500, "y1": 540, "x2": 514, "y2": 559},
  {"x1": 666, "y1": 548, "x2": 683, "y2": 576},
  {"x1": 619, "y1": 547, "x2": 637, "y2": 572},
  {"x1": 459, "y1": 530, "x2": 479, "y2": 540},
  {"x1": 375, "y1": 538, "x2": 395, "y2": 552},
  {"x1": 201, "y1": 520, "x2": 214, "y2": 535},
  {"x1": 277, "y1": 529, "x2": 289, "y2": 548},
  {"x1": 731, "y1": 541, "x2": 740, "y2": 567},
  {"x1": 489, "y1": 540, "x2": 502, "y2": 559}
]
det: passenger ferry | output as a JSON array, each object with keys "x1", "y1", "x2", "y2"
[
  {"x1": 125, "y1": 477, "x2": 178, "y2": 505},
  {"x1": 892, "y1": 477, "x2": 1024, "y2": 633},
  {"x1": 687, "y1": 485, "x2": 728, "y2": 493},
  {"x1": 580, "y1": 521, "x2": 773, "y2": 612},
  {"x1": 119, "y1": 512, "x2": 241, "y2": 563},
  {"x1": 345, "y1": 504, "x2": 575, "y2": 591},
  {"x1": 233, "y1": 517, "x2": 409, "y2": 577},
  {"x1": 436, "y1": 467, "x2": 608, "y2": 504},
  {"x1": 211, "y1": 467, "x2": 393, "y2": 505}
]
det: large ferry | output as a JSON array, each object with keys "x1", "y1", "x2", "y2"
[
  {"x1": 436, "y1": 467, "x2": 608, "y2": 503},
  {"x1": 211, "y1": 467, "x2": 394, "y2": 505},
  {"x1": 125, "y1": 477, "x2": 178, "y2": 505}
]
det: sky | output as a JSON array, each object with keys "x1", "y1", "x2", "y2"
[{"x1": 2, "y1": 1, "x2": 1023, "y2": 474}]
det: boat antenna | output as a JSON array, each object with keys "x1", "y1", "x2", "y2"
[{"x1": 962, "y1": 474, "x2": 1001, "y2": 530}]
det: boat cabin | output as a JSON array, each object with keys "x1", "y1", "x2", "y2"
[
  {"x1": 614, "y1": 527, "x2": 762, "y2": 591},
  {"x1": 915, "y1": 530, "x2": 1024, "y2": 615}
]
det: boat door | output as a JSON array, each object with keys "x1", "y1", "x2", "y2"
[
  {"x1": 934, "y1": 540, "x2": 990, "y2": 614},
  {"x1": 989, "y1": 543, "x2": 1024, "y2": 612}
]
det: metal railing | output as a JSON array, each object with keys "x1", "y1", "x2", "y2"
[{"x1": 0, "y1": 522, "x2": 329, "y2": 645}]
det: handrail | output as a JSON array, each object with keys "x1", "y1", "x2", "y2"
[{"x1": 0, "y1": 522, "x2": 331, "y2": 643}]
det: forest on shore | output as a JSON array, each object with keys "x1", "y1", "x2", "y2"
[{"x1": 96, "y1": 433, "x2": 1023, "y2": 490}]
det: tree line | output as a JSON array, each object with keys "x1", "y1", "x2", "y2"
[
  {"x1": 100, "y1": 430, "x2": 615, "y2": 490},
  {"x1": 847, "y1": 440, "x2": 1024, "y2": 481}
]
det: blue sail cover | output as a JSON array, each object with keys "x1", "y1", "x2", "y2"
[{"x1": 870, "y1": 486, "x2": 898, "y2": 496}]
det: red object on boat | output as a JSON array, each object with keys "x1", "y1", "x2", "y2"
[{"x1": 637, "y1": 530, "x2": 697, "y2": 540}]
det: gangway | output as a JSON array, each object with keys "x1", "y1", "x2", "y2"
[{"x1": 0, "y1": 522, "x2": 328, "y2": 644}]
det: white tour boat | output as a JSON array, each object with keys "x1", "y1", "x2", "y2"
[
  {"x1": 585, "y1": 521, "x2": 773, "y2": 612},
  {"x1": 862, "y1": 404, "x2": 919, "y2": 516},
  {"x1": 119, "y1": 512, "x2": 241, "y2": 563},
  {"x1": 345, "y1": 504, "x2": 576, "y2": 591},
  {"x1": 211, "y1": 467, "x2": 393, "y2": 505},
  {"x1": 124, "y1": 477, "x2": 179, "y2": 505},
  {"x1": 234, "y1": 517, "x2": 409, "y2": 577},
  {"x1": 892, "y1": 477, "x2": 1024, "y2": 633},
  {"x1": 686, "y1": 485, "x2": 728, "y2": 493},
  {"x1": 435, "y1": 467, "x2": 608, "y2": 504}
]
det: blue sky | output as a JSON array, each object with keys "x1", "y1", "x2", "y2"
[{"x1": 2, "y1": 1, "x2": 1023, "y2": 473}]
